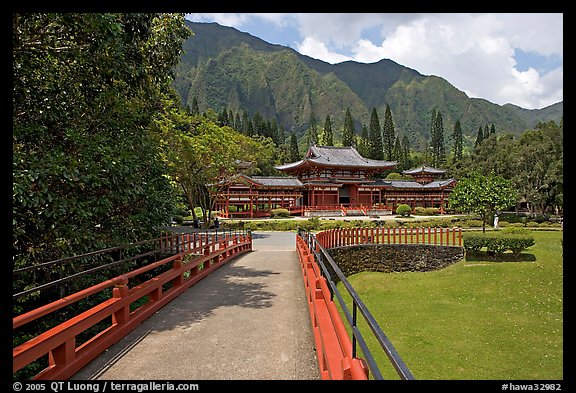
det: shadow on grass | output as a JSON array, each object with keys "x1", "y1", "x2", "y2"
[{"x1": 465, "y1": 251, "x2": 536, "y2": 262}]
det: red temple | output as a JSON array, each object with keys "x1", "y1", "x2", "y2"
[{"x1": 215, "y1": 145, "x2": 456, "y2": 218}]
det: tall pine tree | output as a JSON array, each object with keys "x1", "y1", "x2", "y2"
[
  {"x1": 289, "y1": 132, "x2": 300, "y2": 162},
  {"x1": 321, "y1": 115, "x2": 334, "y2": 146},
  {"x1": 382, "y1": 104, "x2": 395, "y2": 160},
  {"x1": 475, "y1": 125, "x2": 484, "y2": 147},
  {"x1": 368, "y1": 108, "x2": 383, "y2": 160},
  {"x1": 358, "y1": 124, "x2": 369, "y2": 157},
  {"x1": 452, "y1": 120, "x2": 463, "y2": 163},
  {"x1": 401, "y1": 134, "x2": 411, "y2": 170},
  {"x1": 432, "y1": 111, "x2": 446, "y2": 167},
  {"x1": 307, "y1": 110, "x2": 318, "y2": 147},
  {"x1": 342, "y1": 107, "x2": 356, "y2": 147}
]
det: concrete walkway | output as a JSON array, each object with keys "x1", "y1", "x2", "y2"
[{"x1": 72, "y1": 232, "x2": 319, "y2": 380}]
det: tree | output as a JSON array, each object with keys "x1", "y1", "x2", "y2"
[
  {"x1": 452, "y1": 120, "x2": 463, "y2": 163},
  {"x1": 431, "y1": 110, "x2": 446, "y2": 167},
  {"x1": 161, "y1": 113, "x2": 266, "y2": 227},
  {"x1": 392, "y1": 135, "x2": 402, "y2": 164},
  {"x1": 448, "y1": 171, "x2": 517, "y2": 233},
  {"x1": 321, "y1": 115, "x2": 334, "y2": 146},
  {"x1": 512, "y1": 123, "x2": 563, "y2": 215},
  {"x1": 368, "y1": 108, "x2": 383, "y2": 160},
  {"x1": 358, "y1": 124, "x2": 369, "y2": 157},
  {"x1": 400, "y1": 134, "x2": 412, "y2": 170},
  {"x1": 342, "y1": 107, "x2": 356, "y2": 147},
  {"x1": 289, "y1": 132, "x2": 300, "y2": 162},
  {"x1": 382, "y1": 104, "x2": 396, "y2": 160},
  {"x1": 307, "y1": 110, "x2": 318, "y2": 146},
  {"x1": 191, "y1": 96, "x2": 200, "y2": 115},
  {"x1": 13, "y1": 13, "x2": 191, "y2": 275},
  {"x1": 475, "y1": 125, "x2": 484, "y2": 148}
]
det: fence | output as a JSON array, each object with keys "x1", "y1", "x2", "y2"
[
  {"x1": 13, "y1": 231, "x2": 252, "y2": 380},
  {"x1": 315, "y1": 226, "x2": 462, "y2": 249},
  {"x1": 296, "y1": 228, "x2": 416, "y2": 380}
]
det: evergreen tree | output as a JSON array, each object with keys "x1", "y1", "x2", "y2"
[
  {"x1": 432, "y1": 111, "x2": 446, "y2": 167},
  {"x1": 484, "y1": 124, "x2": 490, "y2": 140},
  {"x1": 321, "y1": 115, "x2": 334, "y2": 146},
  {"x1": 392, "y1": 135, "x2": 402, "y2": 163},
  {"x1": 269, "y1": 119, "x2": 279, "y2": 145},
  {"x1": 277, "y1": 121, "x2": 285, "y2": 145},
  {"x1": 307, "y1": 110, "x2": 318, "y2": 146},
  {"x1": 452, "y1": 120, "x2": 463, "y2": 163},
  {"x1": 490, "y1": 123, "x2": 496, "y2": 135},
  {"x1": 234, "y1": 112, "x2": 241, "y2": 131},
  {"x1": 289, "y1": 132, "x2": 300, "y2": 162},
  {"x1": 252, "y1": 112, "x2": 265, "y2": 136},
  {"x1": 401, "y1": 134, "x2": 412, "y2": 170},
  {"x1": 241, "y1": 111, "x2": 250, "y2": 134},
  {"x1": 382, "y1": 104, "x2": 396, "y2": 160},
  {"x1": 342, "y1": 107, "x2": 356, "y2": 147},
  {"x1": 475, "y1": 125, "x2": 484, "y2": 148},
  {"x1": 191, "y1": 96, "x2": 200, "y2": 116},
  {"x1": 217, "y1": 108, "x2": 230, "y2": 127},
  {"x1": 368, "y1": 108, "x2": 383, "y2": 160},
  {"x1": 358, "y1": 124, "x2": 369, "y2": 157}
]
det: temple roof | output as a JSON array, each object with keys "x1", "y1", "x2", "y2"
[
  {"x1": 249, "y1": 176, "x2": 303, "y2": 187},
  {"x1": 218, "y1": 174, "x2": 303, "y2": 188},
  {"x1": 402, "y1": 165, "x2": 446, "y2": 175},
  {"x1": 369, "y1": 179, "x2": 456, "y2": 189},
  {"x1": 275, "y1": 145, "x2": 397, "y2": 171}
]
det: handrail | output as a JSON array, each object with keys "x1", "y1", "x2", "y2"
[
  {"x1": 297, "y1": 228, "x2": 416, "y2": 380},
  {"x1": 13, "y1": 231, "x2": 252, "y2": 380}
]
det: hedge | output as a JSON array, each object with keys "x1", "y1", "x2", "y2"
[{"x1": 463, "y1": 232, "x2": 535, "y2": 256}]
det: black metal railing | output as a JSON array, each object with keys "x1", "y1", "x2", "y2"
[
  {"x1": 298, "y1": 228, "x2": 415, "y2": 380},
  {"x1": 13, "y1": 228, "x2": 250, "y2": 301}
]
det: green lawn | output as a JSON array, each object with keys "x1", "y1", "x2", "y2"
[{"x1": 339, "y1": 230, "x2": 563, "y2": 380}]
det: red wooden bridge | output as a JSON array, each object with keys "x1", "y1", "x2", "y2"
[{"x1": 13, "y1": 227, "x2": 462, "y2": 381}]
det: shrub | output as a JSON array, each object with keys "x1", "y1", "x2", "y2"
[
  {"x1": 396, "y1": 204, "x2": 412, "y2": 217},
  {"x1": 463, "y1": 232, "x2": 535, "y2": 256},
  {"x1": 270, "y1": 208, "x2": 290, "y2": 218}
]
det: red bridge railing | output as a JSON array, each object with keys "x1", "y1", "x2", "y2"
[
  {"x1": 315, "y1": 226, "x2": 462, "y2": 249},
  {"x1": 13, "y1": 231, "x2": 252, "y2": 380}
]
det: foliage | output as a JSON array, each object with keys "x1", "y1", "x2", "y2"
[
  {"x1": 270, "y1": 208, "x2": 290, "y2": 218},
  {"x1": 13, "y1": 13, "x2": 191, "y2": 286},
  {"x1": 448, "y1": 171, "x2": 517, "y2": 232},
  {"x1": 452, "y1": 120, "x2": 463, "y2": 163},
  {"x1": 396, "y1": 204, "x2": 412, "y2": 217},
  {"x1": 463, "y1": 232, "x2": 535, "y2": 256},
  {"x1": 321, "y1": 114, "x2": 334, "y2": 146},
  {"x1": 413, "y1": 207, "x2": 440, "y2": 216},
  {"x1": 342, "y1": 107, "x2": 356, "y2": 147},
  {"x1": 382, "y1": 104, "x2": 395, "y2": 160},
  {"x1": 156, "y1": 97, "x2": 270, "y2": 227},
  {"x1": 368, "y1": 108, "x2": 383, "y2": 160}
]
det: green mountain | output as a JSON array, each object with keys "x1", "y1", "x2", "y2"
[{"x1": 174, "y1": 21, "x2": 563, "y2": 150}]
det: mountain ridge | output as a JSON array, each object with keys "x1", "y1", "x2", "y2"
[{"x1": 174, "y1": 21, "x2": 562, "y2": 149}]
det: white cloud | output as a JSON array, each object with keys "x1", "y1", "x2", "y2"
[{"x1": 296, "y1": 37, "x2": 353, "y2": 64}]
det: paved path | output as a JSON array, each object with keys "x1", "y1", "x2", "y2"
[{"x1": 72, "y1": 232, "x2": 319, "y2": 380}]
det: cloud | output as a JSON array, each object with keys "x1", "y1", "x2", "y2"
[{"x1": 296, "y1": 37, "x2": 352, "y2": 64}]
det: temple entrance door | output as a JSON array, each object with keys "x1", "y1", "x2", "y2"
[{"x1": 339, "y1": 184, "x2": 350, "y2": 205}]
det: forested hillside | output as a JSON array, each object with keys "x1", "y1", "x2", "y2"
[{"x1": 174, "y1": 21, "x2": 563, "y2": 150}]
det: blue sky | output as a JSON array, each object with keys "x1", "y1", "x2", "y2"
[{"x1": 186, "y1": 13, "x2": 563, "y2": 110}]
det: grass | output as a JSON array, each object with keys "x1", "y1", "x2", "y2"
[{"x1": 337, "y1": 230, "x2": 563, "y2": 380}]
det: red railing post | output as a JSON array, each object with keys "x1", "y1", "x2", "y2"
[{"x1": 112, "y1": 276, "x2": 130, "y2": 327}]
